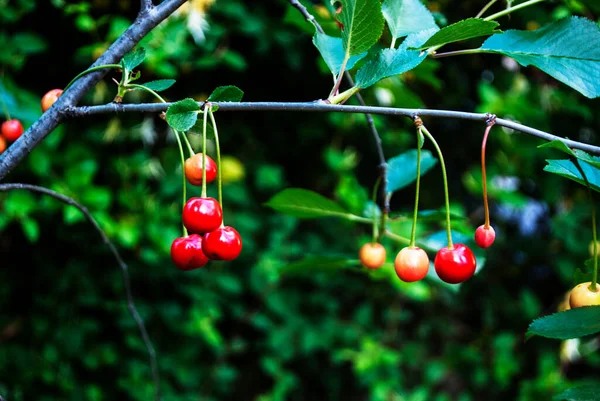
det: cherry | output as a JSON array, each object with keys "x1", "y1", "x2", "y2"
[
  {"x1": 395, "y1": 246, "x2": 429, "y2": 282},
  {"x1": 170, "y1": 234, "x2": 209, "y2": 270},
  {"x1": 0, "y1": 136, "x2": 6, "y2": 154},
  {"x1": 202, "y1": 226, "x2": 242, "y2": 260},
  {"x1": 359, "y1": 242, "x2": 386, "y2": 270},
  {"x1": 434, "y1": 243, "x2": 477, "y2": 284},
  {"x1": 569, "y1": 281, "x2": 600, "y2": 308},
  {"x1": 184, "y1": 153, "x2": 217, "y2": 186},
  {"x1": 41, "y1": 89, "x2": 63, "y2": 112},
  {"x1": 1, "y1": 119, "x2": 24, "y2": 142},
  {"x1": 474, "y1": 225, "x2": 495, "y2": 249},
  {"x1": 182, "y1": 197, "x2": 222, "y2": 233}
]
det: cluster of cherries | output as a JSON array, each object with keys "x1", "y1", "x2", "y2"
[{"x1": 170, "y1": 153, "x2": 242, "y2": 270}]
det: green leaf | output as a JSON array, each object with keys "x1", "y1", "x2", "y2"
[
  {"x1": 312, "y1": 33, "x2": 367, "y2": 75},
  {"x1": 264, "y1": 188, "x2": 354, "y2": 219},
  {"x1": 20, "y1": 217, "x2": 40, "y2": 243},
  {"x1": 165, "y1": 98, "x2": 201, "y2": 131},
  {"x1": 415, "y1": 18, "x2": 501, "y2": 50},
  {"x1": 527, "y1": 306, "x2": 600, "y2": 339},
  {"x1": 335, "y1": 0, "x2": 385, "y2": 56},
  {"x1": 280, "y1": 256, "x2": 359, "y2": 275},
  {"x1": 138, "y1": 79, "x2": 175, "y2": 92},
  {"x1": 543, "y1": 159, "x2": 600, "y2": 193},
  {"x1": 539, "y1": 140, "x2": 600, "y2": 169},
  {"x1": 121, "y1": 47, "x2": 146, "y2": 72},
  {"x1": 554, "y1": 384, "x2": 600, "y2": 401},
  {"x1": 386, "y1": 149, "x2": 437, "y2": 193},
  {"x1": 480, "y1": 17, "x2": 600, "y2": 98},
  {"x1": 382, "y1": 0, "x2": 438, "y2": 40},
  {"x1": 207, "y1": 85, "x2": 244, "y2": 102},
  {"x1": 355, "y1": 28, "x2": 437, "y2": 88}
]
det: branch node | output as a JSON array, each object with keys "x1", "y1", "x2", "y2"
[
  {"x1": 485, "y1": 113, "x2": 497, "y2": 126},
  {"x1": 413, "y1": 115, "x2": 423, "y2": 127}
]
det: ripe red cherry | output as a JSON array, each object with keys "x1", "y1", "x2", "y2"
[
  {"x1": 184, "y1": 153, "x2": 217, "y2": 186},
  {"x1": 182, "y1": 197, "x2": 223, "y2": 233},
  {"x1": 359, "y1": 242, "x2": 386, "y2": 270},
  {"x1": 41, "y1": 89, "x2": 63, "y2": 112},
  {"x1": 569, "y1": 281, "x2": 600, "y2": 308},
  {"x1": 202, "y1": 226, "x2": 242, "y2": 260},
  {"x1": 395, "y1": 246, "x2": 429, "y2": 282},
  {"x1": 1, "y1": 119, "x2": 24, "y2": 142},
  {"x1": 434, "y1": 243, "x2": 477, "y2": 284},
  {"x1": 170, "y1": 234, "x2": 209, "y2": 270},
  {"x1": 474, "y1": 225, "x2": 495, "y2": 248}
]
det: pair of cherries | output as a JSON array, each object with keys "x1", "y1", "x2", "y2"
[
  {"x1": 0, "y1": 119, "x2": 24, "y2": 154},
  {"x1": 170, "y1": 153, "x2": 242, "y2": 271}
]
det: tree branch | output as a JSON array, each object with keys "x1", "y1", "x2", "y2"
[
  {"x1": 0, "y1": 0, "x2": 189, "y2": 182},
  {"x1": 289, "y1": 0, "x2": 324, "y2": 34},
  {"x1": 65, "y1": 101, "x2": 600, "y2": 154},
  {"x1": 0, "y1": 183, "x2": 161, "y2": 401},
  {"x1": 140, "y1": 0, "x2": 154, "y2": 15}
]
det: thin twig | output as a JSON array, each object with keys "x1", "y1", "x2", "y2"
[
  {"x1": 288, "y1": 0, "x2": 324, "y2": 34},
  {"x1": 0, "y1": 183, "x2": 161, "y2": 401},
  {"x1": 66, "y1": 101, "x2": 600, "y2": 155},
  {"x1": 475, "y1": 0, "x2": 498, "y2": 18}
]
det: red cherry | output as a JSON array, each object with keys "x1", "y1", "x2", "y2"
[
  {"x1": 434, "y1": 243, "x2": 477, "y2": 284},
  {"x1": 182, "y1": 197, "x2": 223, "y2": 233},
  {"x1": 359, "y1": 242, "x2": 386, "y2": 270},
  {"x1": 1, "y1": 119, "x2": 24, "y2": 142},
  {"x1": 0, "y1": 136, "x2": 6, "y2": 154},
  {"x1": 41, "y1": 89, "x2": 63, "y2": 112},
  {"x1": 184, "y1": 153, "x2": 217, "y2": 186},
  {"x1": 474, "y1": 225, "x2": 495, "y2": 248},
  {"x1": 202, "y1": 226, "x2": 242, "y2": 260},
  {"x1": 394, "y1": 246, "x2": 429, "y2": 282},
  {"x1": 170, "y1": 234, "x2": 209, "y2": 270}
]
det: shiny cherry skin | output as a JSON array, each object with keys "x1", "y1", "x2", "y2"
[
  {"x1": 395, "y1": 246, "x2": 429, "y2": 282},
  {"x1": 0, "y1": 136, "x2": 6, "y2": 154},
  {"x1": 359, "y1": 242, "x2": 386, "y2": 270},
  {"x1": 182, "y1": 197, "x2": 223, "y2": 234},
  {"x1": 202, "y1": 226, "x2": 242, "y2": 260},
  {"x1": 41, "y1": 89, "x2": 63, "y2": 112},
  {"x1": 474, "y1": 225, "x2": 495, "y2": 248},
  {"x1": 434, "y1": 243, "x2": 477, "y2": 284},
  {"x1": 170, "y1": 234, "x2": 209, "y2": 270},
  {"x1": 569, "y1": 281, "x2": 600, "y2": 308},
  {"x1": 184, "y1": 153, "x2": 217, "y2": 186},
  {"x1": 1, "y1": 119, "x2": 24, "y2": 142}
]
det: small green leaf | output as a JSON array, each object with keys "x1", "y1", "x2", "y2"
[
  {"x1": 538, "y1": 140, "x2": 577, "y2": 157},
  {"x1": 415, "y1": 18, "x2": 501, "y2": 50},
  {"x1": 382, "y1": 0, "x2": 438, "y2": 40},
  {"x1": 264, "y1": 188, "x2": 353, "y2": 219},
  {"x1": 312, "y1": 33, "x2": 367, "y2": 75},
  {"x1": 280, "y1": 256, "x2": 359, "y2": 275},
  {"x1": 207, "y1": 85, "x2": 244, "y2": 102},
  {"x1": 336, "y1": 0, "x2": 385, "y2": 56},
  {"x1": 138, "y1": 79, "x2": 175, "y2": 92},
  {"x1": 539, "y1": 140, "x2": 600, "y2": 169},
  {"x1": 165, "y1": 98, "x2": 201, "y2": 131},
  {"x1": 543, "y1": 159, "x2": 600, "y2": 193},
  {"x1": 527, "y1": 306, "x2": 600, "y2": 339},
  {"x1": 121, "y1": 47, "x2": 146, "y2": 72},
  {"x1": 386, "y1": 149, "x2": 437, "y2": 193},
  {"x1": 480, "y1": 17, "x2": 600, "y2": 98},
  {"x1": 554, "y1": 384, "x2": 600, "y2": 401}
]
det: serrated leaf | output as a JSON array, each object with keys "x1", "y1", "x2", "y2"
[
  {"x1": 543, "y1": 159, "x2": 600, "y2": 193},
  {"x1": 121, "y1": 47, "x2": 146, "y2": 73},
  {"x1": 165, "y1": 98, "x2": 201, "y2": 131},
  {"x1": 554, "y1": 384, "x2": 600, "y2": 401},
  {"x1": 480, "y1": 17, "x2": 600, "y2": 98},
  {"x1": 313, "y1": 33, "x2": 367, "y2": 75},
  {"x1": 265, "y1": 188, "x2": 356, "y2": 219},
  {"x1": 335, "y1": 0, "x2": 385, "y2": 56},
  {"x1": 280, "y1": 256, "x2": 359, "y2": 275},
  {"x1": 386, "y1": 149, "x2": 437, "y2": 193},
  {"x1": 355, "y1": 28, "x2": 437, "y2": 88},
  {"x1": 207, "y1": 85, "x2": 244, "y2": 102},
  {"x1": 527, "y1": 306, "x2": 600, "y2": 339},
  {"x1": 138, "y1": 79, "x2": 175, "y2": 92},
  {"x1": 382, "y1": 0, "x2": 438, "y2": 40},
  {"x1": 415, "y1": 18, "x2": 501, "y2": 50},
  {"x1": 539, "y1": 140, "x2": 600, "y2": 169}
]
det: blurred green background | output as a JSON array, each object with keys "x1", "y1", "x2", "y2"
[{"x1": 1, "y1": 0, "x2": 600, "y2": 400}]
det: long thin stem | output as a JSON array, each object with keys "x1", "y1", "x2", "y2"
[
  {"x1": 0, "y1": 89, "x2": 11, "y2": 120},
  {"x1": 573, "y1": 159, "x2": 598, "y2": 291},
  {"x1": 432, "y1": 49, "x2": 483, "y2": 59},
  {"x1": 64, "y1": 64, "x2": 123, "y2": 91},
  {"x1": 481, "y1": 117, "x2": 495, "y2": 227},
  {"x1": 420, "y1": 124, "x2": 453, "y2": 248},
  {"x1": 208, "y1": 108, "x2": 223, "y2": 209},
  {"x1": 173, "y1": 129, "x2": 187, "y2": 237},
  {"x1": 0, "y1": 183, "x2": 160, "y2": 401},
  {"x1": 371, "y1": 177, "x2": 381, "y2": 243},
  {"x1": 201, "y1": 109, "x2": 208, "y2": 198},
  {"x1": 484, "y1": 0, "x2": 546, "y2": 21},
  {"x1": 410, "y1": 127, "x2": 423, "y2": 247},
  {"x1": 329, "y1": 55, "x2": 349, "y2": 100},
  {"x1": 128, "y1": 83, "x2": 166, "y2": 103},
  {"x1": 476, "y1": 0, "x2": 499, "y2": 18}
]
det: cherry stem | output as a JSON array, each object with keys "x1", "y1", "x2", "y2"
[
  {"x1": 482, "y1": 116, "x2": 496, "y2": 228},
  {"x1": 475, "y1": 0, "x2": 498, "y2": 18},
  {"x1": 64, "y1": 64, "x2": 123, "y2": 91},
  {"x1": 410, "y1": 127, "x2": 423, "y2": 248},
  {"x1": 329, "y1": 55, "x2": 349, "y2": 100},
  {"x1": 420, "y1": 124, "x2": 453, "y2": 248},
  {"x1": 208, "y1": 107, "x2": 223, "y2": 211},
  {"x1": 573, "y1": 159, "x2": 598, "y2": 291},
  {"x1": 172, "y1": 129, "x2": 187, "y2": 237},
  {"x1": 201, "y1": 107, "x2": 208, "y2": 199},
  {"x1": 0, "y1": 86, "x2": 11, "y2": 121},
  {"x1": 370, "y1": 177, "x2": 381, "y2": 243}
]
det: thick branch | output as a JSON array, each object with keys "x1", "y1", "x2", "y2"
[
  {"x1": 140, "y1": 0, "x2": 154, "y2": 14},
  {"x1": 66, "y1": 101, "x2": 600, "y2": 154},
  {"x1": 0, "y1": 183, "x2": 161, "y2": 401},
  {"x1": 0, "y1": 0, "x2": 189, "y2": 182}
]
